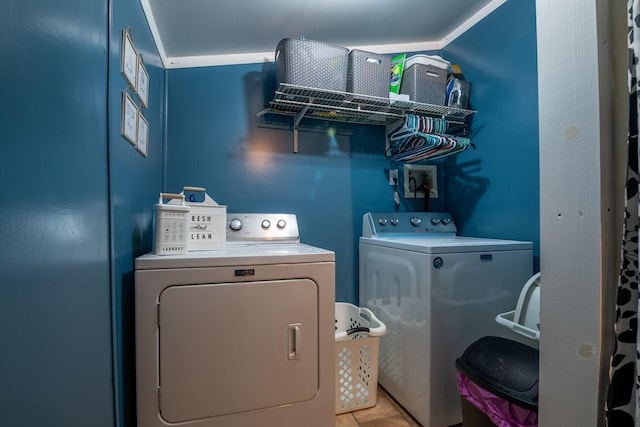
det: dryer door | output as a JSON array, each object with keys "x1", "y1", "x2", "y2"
[{"x1": 158, "y1": 279, "x2": 319, "y2": 423}]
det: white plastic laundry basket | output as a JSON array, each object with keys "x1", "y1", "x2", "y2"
[
  {"x1": 495, "y1": 272, "x2": 541, "y2": 341},
  {"x1": 334, "y1": 302, "x2": 387, "y2": 414}
]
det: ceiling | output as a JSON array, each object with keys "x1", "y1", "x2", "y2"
[{"x1": 139, "y1": 0, "x2": 506, "y2": 69}]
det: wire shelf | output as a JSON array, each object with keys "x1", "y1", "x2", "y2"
[{"x1": 256, "y1": 84, "x2": 476, "y2": 151}]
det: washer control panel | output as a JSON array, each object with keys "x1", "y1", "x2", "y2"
[
  {"x1": 226, "y1": 213, "x2": 300, "y2": 242},
  {"x1": 363, "y1": 212, "x2": 457, "y2": 237}
]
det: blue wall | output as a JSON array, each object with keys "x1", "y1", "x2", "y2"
[
  {"x1": 165, "y1": 65, "x2": 391, "y2": 303},
  {"x1": 0, "y1": 1, "x2": 539, "y2": 426},
  {"x1": 108, "y1": 1, "x2": 166, "y2": 426},
  {"x1": 0, "y1": 0, "x2": 165, "y2": 426},
  {"x1": 165, "y1": 0, "x2": 540, "y2": 302},
  {"x1": 0, "y1": 1, "x2": 115, "y2": 426},
  {"x1": 442, "y1": 0, "x2": 540, "y2": 267}
]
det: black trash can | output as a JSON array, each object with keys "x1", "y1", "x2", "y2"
[{"x1": 455, "y1": 336, "x2": 539, "y2": 427}]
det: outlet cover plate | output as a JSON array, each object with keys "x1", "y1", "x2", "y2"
[
  {"x1": 403, "y1": 165, "x2": 438, "y2": 198},
  {"x1": 389, "y1": 169, "x2": 398, "y2": 185}
]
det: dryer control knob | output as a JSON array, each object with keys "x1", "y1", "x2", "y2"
[
  {"x1": 378, "y1": 218, "x2": 388, "y2": 226},
  {"x1": 410, "y1": 217, "x2": 422, "y2": 227},
  {"x1": 277, "y1": 219, "x2": 286, "y2": 229},
  {"x1": 442, "y1": 217, "x2": 451, "y2": 225},
  {"x1": 261, "y1": 220, "x2": 271, "y2": 229},
  {"x1": 229, "y1": 218, "x2": 243, "y2": 231},
  {"x1": 390, "y1": 218, "x2": 399, "y2": 226},
  {"x1": 431, "y1": 218, "x2": 441, "y2": 225}
]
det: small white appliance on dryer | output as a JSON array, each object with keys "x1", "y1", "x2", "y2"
[
  {"x1": 135, "y1": 213, "x2": 335, "y2": 427},
  {"x1": 359, "y1": 212, "x2": 533, "y2": 427}
]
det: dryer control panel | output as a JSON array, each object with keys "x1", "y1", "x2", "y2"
[
  {"x1": 363, "y1": 212, "x2": 457, "y2": 237},
  {"x1": 226, "y1": 213, "x2": 300, "y2": 242}
]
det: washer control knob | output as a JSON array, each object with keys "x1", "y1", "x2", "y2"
[
  {"x1": 390, "y1": 218, "x2": 399, "y2": 226},
  {"x1": 229, "y1": 218, "x2": 243, "y2": 231},
  {"x1": 431, "y1": 217, "x2": 441, "y2": 225},
  {"x1": 277, "y1": 219, "x2": 286, "y2": 229},
  {"x1": 410, "y1": 217, "x2": 422, "y2": 227},
  {"x1": 442, "y1": 217, "x2": 451, "y2": 225},
  {"x1": 261, "y1": 220, "x2": 271, "y2": 229},
  {"x1": 378, "y1": 218, "x2": 388, "y2": 226}
]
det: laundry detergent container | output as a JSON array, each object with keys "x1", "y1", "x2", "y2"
[{"x1": 455, "y1": 336, "x2": 539, "y2": 427}]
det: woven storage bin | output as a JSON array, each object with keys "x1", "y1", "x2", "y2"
[
  {"x1": 400, "y1": 63, "x2": 448, "y2": 105},
  {"x1": 347, "y1": 49, "x2": 391, "y2": 98},
  {"x1": 275, "y1": 38, "x2": 349, "y2": 91}
]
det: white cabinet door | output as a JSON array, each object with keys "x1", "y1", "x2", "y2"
[{"x1": 158, "y1": 279, "x2": 319, "y2": 423}]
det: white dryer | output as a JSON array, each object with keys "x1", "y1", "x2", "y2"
[
  {"x1": 135, "y1": 214, "x2": 335, "y2": 427},
  {"x1": 359, "y1": 212, "x2": 533, "y2": 427}
]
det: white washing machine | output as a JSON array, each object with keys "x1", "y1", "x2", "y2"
[
  {"x1": 359, "y1": 212, "x2": 533, "y2": 427},
  {"x1": 135, "y1": 213, "x2": 335, "y2": 427}
]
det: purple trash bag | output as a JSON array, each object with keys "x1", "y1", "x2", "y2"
[{"x1": 457, "y1": 370, "x2": 538, "y2": 427}]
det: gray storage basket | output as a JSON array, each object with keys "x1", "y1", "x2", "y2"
[
  {"x1": 347, "y1": 49, "x2": 391, "y2": 98},
  {"x1": 275, "y1": 38, "x2": 349, "y2": 92},
  {"x1": 400, "y1": 63, "x2": 448, "y2": 105}
]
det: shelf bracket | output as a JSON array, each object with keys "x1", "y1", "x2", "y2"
[{"x1": 293, "y1": 104, "x2": 310, "y2": 153}]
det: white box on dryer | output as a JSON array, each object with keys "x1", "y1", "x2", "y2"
[{"x1": 170, "y1": 186, "x2": 227, "y2": 251}]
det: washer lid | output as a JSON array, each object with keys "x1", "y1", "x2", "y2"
[
  {"x1": 135, "y1": 243, "x2": 334, "y2": 270},
  {"x1": 360, "y1": 235, "x2": 532, "y2": 253}
]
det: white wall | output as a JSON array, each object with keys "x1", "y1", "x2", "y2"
[{"x1": 536, "y1": 0, "x2": 618, "y2": 425}]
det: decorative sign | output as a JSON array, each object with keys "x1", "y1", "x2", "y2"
[
  {"x1": 121, "y1": 91, "x2": 138, "y2": 145},
  {"x1": 137, "y1": 55, "x2": 149, "y2": 108},
  {"x1": 121, "y1": 29, "x2": 138, "y2": 89},
  {"x1": 136, "y1": 112, "x2": 149, "y2": 157}
]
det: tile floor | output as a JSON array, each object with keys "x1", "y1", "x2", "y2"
[{"x1": 335, "y1": 386, "x2": 422, "y2": 427}]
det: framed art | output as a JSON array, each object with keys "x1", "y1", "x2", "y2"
[
  {"x1": 137, "y1": 55, "x2": 149, "y2": 108},
  {"x1": 121, "y1": 29, "x2": 138, "y2": 89},
  {"x1": 121, "y1": 91, "x2": 138, "y2": 145},
  {"x1": 136, "y1": 55, "x2": 149, "y2": 109},
  {"x1": 136, "y1": 112, "x2": 149, "y2": 157}
]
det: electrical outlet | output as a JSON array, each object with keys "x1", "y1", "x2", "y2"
[
  {"x1": 389, "y1": 169, "x2": 398, "y2": 185},
  {"x1": 403, "y1": 165, "x2": 438, "y2": 199}
]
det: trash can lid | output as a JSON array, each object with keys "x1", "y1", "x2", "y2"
[{"x1": 456, "y1": 336, "x2": 539, "y2": 410}]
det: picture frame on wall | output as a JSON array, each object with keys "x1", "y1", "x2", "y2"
[
  {"x1": 121, "y1": 29, "x2": 138, "y2": 89},
  {"x1": 121, "y1": 91, "x2": 138, "y2": 145},
  {"x1": 136, "y1": 55, "x2": 149, "y2": 109},
  {"x1": 136, "y1": 112, "x2": 149, "y2": 157}
]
